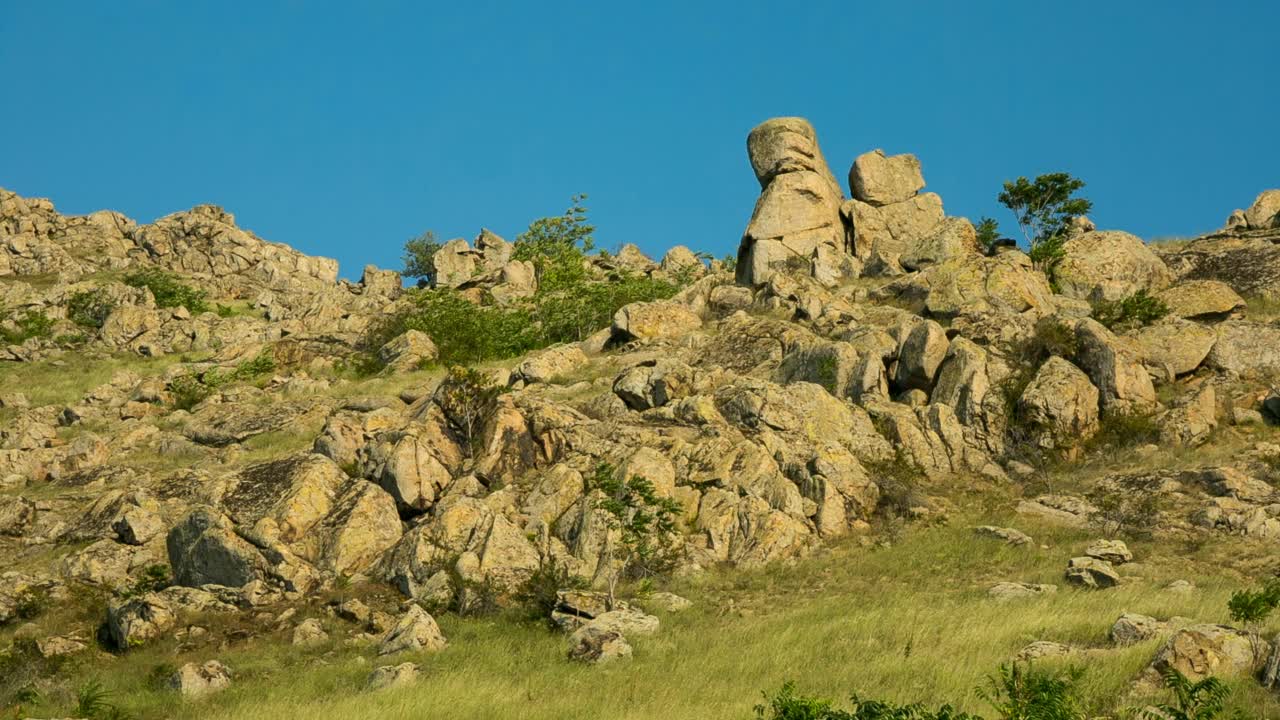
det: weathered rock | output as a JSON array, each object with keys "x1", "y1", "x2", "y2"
[
  {"x1": 1145, "y1": 624, "x2": 1268, "y2": 682},
  {"x1": 292, "y1": 618, "x2": 329, "y2": 647},
  {"x1": 1155, "y1": 280, "x2": 1245, "y2": 319},
  {"x1": 1130, "y1": 320, "x2": 1217, "y2": 379},
  {"x1": 612, "y1": 359, "x2": 694, "y2": 411},
  {"x1": 365, "y1": 662, "x2": 420, "y2": 691},
  {"x1": 1243, "y1": 189, "x2": 1280, "y2": 230},
  {"x1": 1158, "y1": 384, "x2": 1217, "y2": 447},
  {"x1": 1018, "y1": 356, "x2": 1099, "y2": 450},
  {"x1": 168, "y1": 660, "x2": 232, "y2": 697},
  {"x1": 848, "y1": 149, "x2": 925, "y2": 206},
  {"x1": 1111, "y1": 613, "x2": 1180, "y2": 645},
  {"x1": 899, "y1": 217, "x2": 979, "y2": 271},
  {"x1": 973, "y1": 526, "x2": 1033, "y2": 546},
  {"x1": 737, "y1": 118, "x2": 848, "y2": 285},
  {"x1": 611, "y1": 301, "x2": 701, "y2": 341},
  {"x1": 660, "y1": 246, "x2": 706, "y2": 279},
  {"x1": 515, "y1": 345, "x2": 588, "y2": 384},
  {"x1": 378, "y1": 605, "x2": 447, "y2": 655},
  {"x1": 1064, "y1": 556, "x2": 1120, "y2": 589},
  {"x1": 166, "y1": 508, "x2": 266, "y2": 589},
  {"x1": 1074, "y1": 319, "x2": 1157, "y2": 415},
  {"x1": 894, "y1": 320, "x2": 949, "y2": 392},
  {"x1": 844, "y1": 193, "x2": 945, "y2": 265},
  {"x1": 378, "y1": 330, "x2": 438, "y2": 373},
  {"x1": 1055, "y1": 231, "x2": 1173, "y2": 302},
  {"x1": 988, "y1": 582, "x2": 1057, "y2": 602},
  {"x1": 1205, "y1": 321, "x2": 1280, "y2": 375},
  {"x1": 106, "y1": 586, "x2": 238, "y2": 649},
  {"x1": 1084, "y1": 539, "x2": 1132, "y2": 564}
]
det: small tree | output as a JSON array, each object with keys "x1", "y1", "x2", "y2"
[
  {"x1": 402, "y1": 230, "x2": 443, "y2": 286},
  {"x1": 978, "y1": 664, "x2": 1084, "y2": 720},
  {"x1": 587, "y1": 462, "x2": 682, "y2": 605},
  {"x1": 513, "y1": 193, "x2": 595, "y2": 292},
  {"x1": 997, "y1": 173, "x2": 1092, "y2": 278},
  {"x1": 434, "y1": 366, "x2": 506, "y2": 456},
  {"x1": 974, "y1": 217, "x2": 1002, "y2": 254}
]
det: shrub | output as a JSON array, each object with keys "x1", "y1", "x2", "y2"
[
  {"x1": 369, "y1": 198, "x2": 682, "y2": 367},
  {"x1": 0, "y1": 308, "x2": 54, "y2": 344},
  {"x1": 74, "y1": 679, "x2": 131, "y2": 720},
  {"x1": 434, "y1": 366, "x2": 506, "y2": 455},
  {"x1": 66, "y1": 288, "x2": 115, "y2": 329},
  {"x1": 975, "y1": 217, "x2": 1001, "y2": 254},
  {"x1": 754, "y1": 681, "x2": 980, "y2": 720},
  {"x1": 516, "y1": 554, "x2": 586, "y2": 623},
  {"x1": 1091, "y1": 290, "x2": 1169, "y2": 330},
  {"x1": 123, "y1": 267, "x2": 208, "y2": 313},
  {"x1": 1085, "y1": 411, "x2": 1161, "y2": 453},
  {"x1": 1227, "y1": 577, "x2": 1280, "y2": 627},
  {"x1": 402, "y1": 230, "x2": 443, "y2": 285},
  {"x1": 120, "y1": 565, "x2": 170, "y2": 599},
  {"x1": 866, "y1": 451, "x2": 927, "y2": 520},
  {"x1": 168, "y1": 350, "x2": 277, "y2": 410},
  {"x1": 1138, "y1": 668, "x2": 1233, "y2": 720},
  {"x1": 587, "y1": 462, "x2": 683, "y2": 603},
  {"x1": 978, "y1": 664, "x2": 1083, "y2": 720},
  {"x1": 1085, "y1": 473, "x2": 1163, "y2": 539}
]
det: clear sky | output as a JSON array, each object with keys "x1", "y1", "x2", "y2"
[{"x1": 2, "y1": 1, "x2": 1276, "y2": 278}]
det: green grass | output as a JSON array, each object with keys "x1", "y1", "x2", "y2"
[
  {"x1": 0, "y1": 352, "x2": 199, "y2": 408},
  {"x1": 9, "y1": 510, "x2": 1279, "y2": 720}
]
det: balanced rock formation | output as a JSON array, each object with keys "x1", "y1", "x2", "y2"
[{"x1": 736, "y1": 118, "x2": 849, "y2": 286}]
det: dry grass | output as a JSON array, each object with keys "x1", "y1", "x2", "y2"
[{"x1": 8, "y1": 506, "x2": 1280, "y2": 720}]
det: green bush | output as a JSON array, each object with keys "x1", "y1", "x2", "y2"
[
  {"x1": 123, "y1": 267, "x2": 208, "y2": 313},
  {"x1": 367, "y1": 197, "x2": 681, "y2": 369},
  {"x1": 1085, "y1": 472, "x2": 1163, "y2": 539},
  {"x1": 517, "y1": 555, "x2": 586, "y2": 624},
  {"x1": 66, "y1": 288, "x2": 116, "y2": 329},
  {"x1": 1139, "y1": 668, "x2": 1235, "y2": 720},
  {"x1": 0, "y1": 308, "x2": 54, "y2": 344},
  {"x1": 1091, "y1": 290, "x2": 1169, "y2": 330},
  {"x1": 755, "y1": 664, "x2": 1084, "y2": 720},
  {"x1": 169, "y1": 350, "x2": 277, "y2": 410}
]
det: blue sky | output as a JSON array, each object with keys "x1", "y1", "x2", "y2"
[{"x1": 2, "y1": 1, "x2": 1276, "y2": 278}]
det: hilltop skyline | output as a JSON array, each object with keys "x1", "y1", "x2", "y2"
[{"x1": 3, "y1": 0, "x2": 1277, "y2": 277}]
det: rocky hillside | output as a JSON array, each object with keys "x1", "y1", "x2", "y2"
[{"x1": 4, "y1": 119, "x2": 1280, "y2": 719}]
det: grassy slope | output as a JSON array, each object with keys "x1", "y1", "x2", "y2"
[{"x1": 15, "y1": 504, "x2": 1278, "y2": 720}]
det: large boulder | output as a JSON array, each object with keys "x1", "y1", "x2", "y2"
[
  {"x1": 736, "y1": 118, "x2": 848, "y2": 285},
  {"x1": 899, "y1": 217, "x2": 980, "y2": 271},
  {"x1": 893, "y1": 320, "x2": 949, "y2": 392},
  {"x1": 1074, "y1": 319, "x2": 1157, "y2": 415},
  {"x1": 1130, "y1": 320, "x2": 1217, "y2": 379},
  {"x1": 1017, "y1": 356, "x2": 1100, "y2": 450},
  {"x1": 168, "y1": 660, "x2": 232, "y2": 697},
  {"x1": 843, "y1": 193, "x2": 945, "y2": 265},
  {"x1": 1243, "y1": 189, "x2": 1280, "y2": 230},
  {"x1": 1145, "y1": 624, "x2": 1269, "y2": 682},
  {"x1": 166, "y1": 508, "x2": 266, "y2": 588},
  {"x1": 611, "y1": 301, "x2": 701, "y2": 342},
  {"x1": 1055, "y1": 230, "x2": 1173, "y2": 302},
  {"x1": 848, "y1": 149, "x2": 925, "y2": 206},
  {"x1": 1155, "y1": 280, "x2": 1245, "y2": 320},
  {"x1": 378, "y1": 330, "x2": 438, "y2": 373}
]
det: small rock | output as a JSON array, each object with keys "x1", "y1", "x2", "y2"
[
  {"x1": 1017, "y1": 641, "x2": 1074, "y2": 661},
  {"x1": 987, "y1": 582, "x2": 1057, "y2": 602},
  {"x1": 568, "y1": 625, "x2": 633, "y2": 665},
  {"x1": 1111, "y1": 613, "x2": 1169, "y2": 645},
  {"x1": 292, "y1": 618, "x2": 329, "y2": 647},
  {"x1": 365, "y1": 662, "x2": 420, "y2": 691},
  {"x1": 1164, "y1": 580, "x2": 1195, "y2": 594},
  {"x1": 1084, "y1": 539, "x2": 1133, "y2": 564},
  {"x1": 1065, "y1": 557, "x2": 1121, "y2": 589},
  {"x1": 378, "y1": 605, "x2": 447, "y2": 656},
  {"x1": 973, "y1": 526, "x2": 1033, "y2": 546},
  {"x1": 642, "y1": 592, "x2": 691, "y2": 613},
  {"x1": 168, "y1": 660, "x2": 232, "y2": 697}
]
